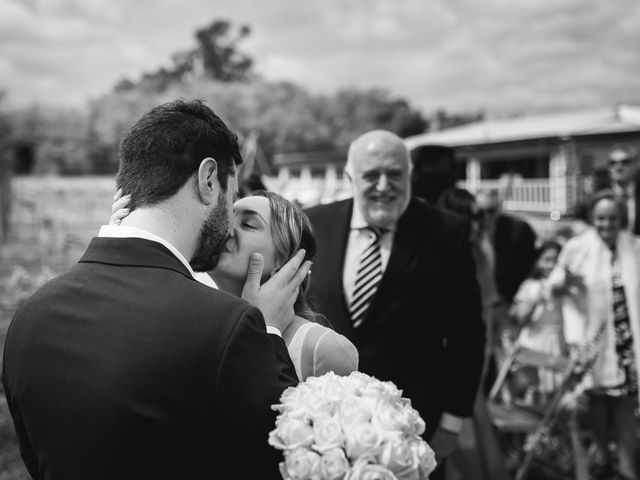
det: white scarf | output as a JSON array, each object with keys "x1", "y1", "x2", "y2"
[{"x1": 549, "y1": 228, "x2": 640, "y2": 400}]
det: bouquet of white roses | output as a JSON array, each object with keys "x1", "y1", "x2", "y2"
[{"x1": 268, "y1": 371, "x2": 436, "y2": 480}]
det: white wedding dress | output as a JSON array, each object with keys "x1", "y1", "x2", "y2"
[{"x1": 286, "y1": 322, "x2": 359, "y2": 381}]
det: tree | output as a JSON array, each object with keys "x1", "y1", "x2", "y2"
[
  {"x1": 192, "y1": 20, "x2": 253, "y2": 82},
  {"x1": 116, "y1": 19, "x2": 254, "y2": 93},
  {"x1": 322, "y1": 88, "x2": 428, "y2": 146}
]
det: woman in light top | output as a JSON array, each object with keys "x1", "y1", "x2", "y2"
[
  {"x1": 112, "y1": 189, "x2": 358, "y2": 382},
  {"x1": 548, "y1": 190, "x2": 640, "y2": 480}
]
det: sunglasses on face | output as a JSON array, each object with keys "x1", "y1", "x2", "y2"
[{"x1": 609, "y1": 158, "x2": 631, "y2": 167}]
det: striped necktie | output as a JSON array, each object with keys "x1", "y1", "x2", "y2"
[{"x1": 350, "y1": 227, "x2": 384, "y2": 328}]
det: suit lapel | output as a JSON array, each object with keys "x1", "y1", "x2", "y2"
[{"x1": 320, "y1": 200, "x2": 353, "y2": 335}]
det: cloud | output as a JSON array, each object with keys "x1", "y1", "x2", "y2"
[{"x1": 1, "y1": 0, "x2": 639, "y2": 116}]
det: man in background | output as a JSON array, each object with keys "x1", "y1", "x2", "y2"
[
  {"x1": 597, "y1": 143, "x2": 640, "y2": 234},
  {"x1": 410, "y1": 144, "x2": 457, "y2": 205},
  {"x1": 475, "y1": 188, "x2": 537, "y2": 392},
  {"x1": 475, "y1": 188, "x2": 537, "y2": 307},
  {"x1": 306, "y1": 130, "x2": 485, "y2": 480}
]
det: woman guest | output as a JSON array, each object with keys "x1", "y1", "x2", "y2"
[
  {"x1": 549, "y1": 190, "x2": 640, "y2": 480},
  {"x1": 112, "y1": 189, "x2": 358, "y2": 382}
]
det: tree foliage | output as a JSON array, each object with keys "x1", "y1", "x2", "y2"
[
  {"x1": 116, "y1": 19, "x2": 254, "y2": 94},
  {"x1": 88, "y1": 78, "x2": 429, "y2": 171},
  {"x1": 3, "y1": 18, "x2": 485, "y2": 175}
]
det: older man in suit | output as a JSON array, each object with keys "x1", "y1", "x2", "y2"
[
  {"x1": 2, "y1": 100, "x2": 308, "y2": 480},
  {"x1": 306, "y1": 130, "x2": 485, "y2": 479}
]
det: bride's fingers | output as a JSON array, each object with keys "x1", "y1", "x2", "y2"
[
  {"x1": 271, "y1": 250, "x2": 306, "y2": 284},
  {"x1": 110, "y1": 208, "x2": 130, "y2": 225},
  {"x1": 111, "y1": 194, "x2": 131, "y2": 214},
  {"x1": 113, "y1": 188, "x2": 123, "y2": 202},
  {"x1": 289, "y1": 260, "x2": 312, "y2": 291}
]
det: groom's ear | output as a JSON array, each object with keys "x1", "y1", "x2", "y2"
[{"x1": 197, "y1": 157, "x2": 219, "y2": 204}]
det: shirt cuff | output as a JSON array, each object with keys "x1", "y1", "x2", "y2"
[
  {"x1": 266, "y1": 326, "x2": 282, "y2": 337},
  {"x1": 439, "y1": 413, "x2": 465, "y2": 433}
]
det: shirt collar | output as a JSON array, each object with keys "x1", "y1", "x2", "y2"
[{"x1": 98, "y1": 224, "x2": 198, "y2": 279}]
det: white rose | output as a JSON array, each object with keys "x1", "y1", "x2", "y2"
[
  {"x1": 361, "y1": 381, "x2": 402, "y2": 401},
  {"x1": 344, "y1": 422, "x2": 383, "y2": 460},
  {"x1": 282, "y1": 447, "x2": 323, "y2": 480},
  {"x1": 269, "y1": 414, "x2": 315, "y2": 450},
  {"x1": 276, "y1": 384, "x2": 313, "y2": 417},
  {"x1": 404, "y1": 407, "x2": 425, "y2": 437},
  {"x1": 409, "y1": 438, "x2": 437, "y2": 478},
  {"x1": 320, "y1": 373, "x2": 348, "y2": 405},
  {"x1": 377, "y1": 381, "x2": 402, "y2": 399},
  {"x1": 341, "y1": 372, "x2": 375, "y2": 395},
  {"x1": 321, "y1": 448, "x2": 350, "y2": 480},
  {"x1": 313, "y1": 415, "x2": 346, "y2": 452},
  {"x1": 306, "y1": 389, "x2": 338, "y2": 419},
  {"x1": 339, "y1": 396, "x2": 373, "y2": 428},
  {"x1": 371, "y1": 400, "x2": 411, "y2": 437},
  {"x1": 379, "y1": 438, "x2": 420, "y2": 480},
  {"x1": 344, "y1": 455, "x2": 397, "y2": 480}
]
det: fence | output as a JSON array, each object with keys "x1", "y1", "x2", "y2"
[{"x1": 458, "y1": 178, "x2": 575, "y2": 215}]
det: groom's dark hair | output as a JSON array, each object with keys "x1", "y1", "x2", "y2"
[{"x1": 116, "y1": 99, "x2": 242, "y2": 209}]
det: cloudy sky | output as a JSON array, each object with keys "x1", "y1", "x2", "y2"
[{"x1": 1, "y1": 0, "x2": 639, "y2": 116}]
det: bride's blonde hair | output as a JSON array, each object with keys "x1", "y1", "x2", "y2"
[{"x1": 252, "y1": 191, "x2": 318, "y2": 322}]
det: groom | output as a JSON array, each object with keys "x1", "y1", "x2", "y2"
[{"x1": 2, "y1": 100, "x2": 307, "y2": 480}]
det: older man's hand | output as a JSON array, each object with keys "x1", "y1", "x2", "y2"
[{"x1": 429, "y1": 427, "x2": 459, "y2": 463}]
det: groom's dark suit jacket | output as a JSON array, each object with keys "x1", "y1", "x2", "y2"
[
  {"x1": 306, "y1": 198, "x2": 485, "y2": 439},
  {"x1": 2, "y1": 237, "x2": 297, "y2": 480}
]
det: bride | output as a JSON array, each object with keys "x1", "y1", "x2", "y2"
[{"x1": 111, "y1": 189, "x2": 358, "y2": 381}]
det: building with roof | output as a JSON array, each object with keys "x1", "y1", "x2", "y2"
[
  {"x1": 405, "y1": 104, "x2": 640, "y2": 217},
  {"x1": 268, "y1": 148, "x2": 351, "y2": 206},
  {"x1": 266, "y1": 104, "x2": 640, "y2": 213}
]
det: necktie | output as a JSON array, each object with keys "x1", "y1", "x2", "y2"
[{"x1": 350, "y1": 227, "x2": 383, "y2": 328}]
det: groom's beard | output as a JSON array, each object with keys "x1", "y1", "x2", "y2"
[{"x1": 190, "y1": 192, "x2": 231, "y2": 272}]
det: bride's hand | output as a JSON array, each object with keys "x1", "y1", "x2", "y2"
[
  {"x1": 110, "y1": 188, "x2": 132, "y2": 225},
  {"x1": 241, "y1": 250, "x2": 311, "y2": 332}
]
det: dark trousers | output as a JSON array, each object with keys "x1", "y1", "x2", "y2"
[
  {"x1": 430, "y1": 458, "x2": 446, "y2": 480},
  {"x1": 589, "y1": 392, "x2": 638, "y2": 479}
]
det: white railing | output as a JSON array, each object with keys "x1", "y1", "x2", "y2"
[{"x1": 458, "y1": 178, "x2": 569, "y2": 214}]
